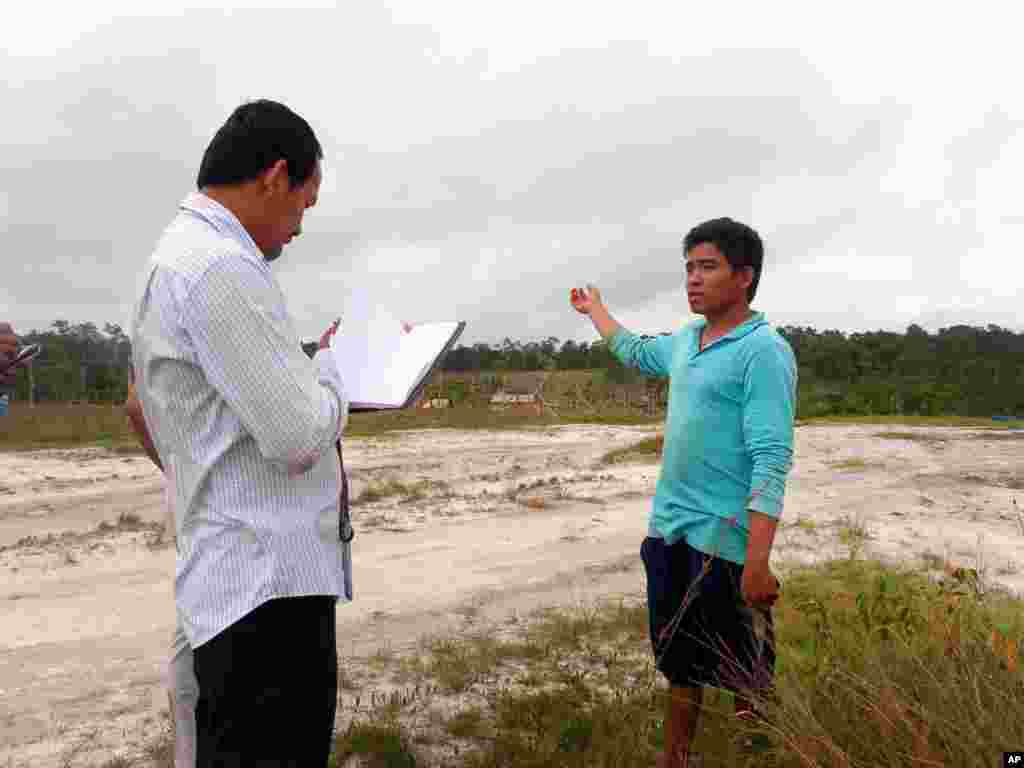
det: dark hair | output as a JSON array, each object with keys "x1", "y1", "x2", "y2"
[
  {"x1": 197, "y1": 100, "x2": 323, "y2": 190},
  {"x1": 683, "y1": 217, "x2": 764, "y2": 302}
]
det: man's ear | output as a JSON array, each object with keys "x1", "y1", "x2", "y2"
[
  {"x1": 260, "y1": 159, "x2": 290, "y2": 197},
  {"x1": 739, "y1": 265, "x2": 754, "y2": 291}
]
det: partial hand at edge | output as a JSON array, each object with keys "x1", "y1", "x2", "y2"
[
  {"x1": 0, "y1": 322, "x2": 20, "y2": 387},
  {"x1": 319, "y1": 318, "x2": 341, "y2": 350}
]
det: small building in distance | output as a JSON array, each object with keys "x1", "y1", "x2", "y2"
[
  {"x1": 490, "y1": 371, "x2": 547, "y2": 409},
  {"x1": 419, "y1": 397, "x2": 451, "y2": 409}
]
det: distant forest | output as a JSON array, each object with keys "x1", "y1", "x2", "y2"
[
  {"x1": 6, "y1": 320, "x2": 1024, "y2": 418},
  {"x1": 436, "y1": 324, "x2": 1024, "y2": 418}
]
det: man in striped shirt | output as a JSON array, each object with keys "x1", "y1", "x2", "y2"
[{"x1": 131, "y1": 100, "x2": 350, "y2": 767}]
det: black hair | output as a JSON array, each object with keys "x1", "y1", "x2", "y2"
[
  {"x1": 197, "y1": 100, "x2": 323, "y2": 190},
  {"x1": 683, "y1": 217, "x2": 764, "y2": 302}
]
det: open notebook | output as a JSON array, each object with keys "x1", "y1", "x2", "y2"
[{"x1": 329, "y1": 320, "x2": 465, "y2": 411}]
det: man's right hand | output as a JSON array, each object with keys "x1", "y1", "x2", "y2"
[
  {"x1": 570, "y1": 284, "x2": 604, "y2": 316},
  {"x1": 319, "y1": 318, "x2": 341, "y2": 351},
  {"x1": 1, "y1": 322, "x2": 21, "y2": 387},
  {"x1": 570, "y1": 284, "x2": 623, "y2": 342}
]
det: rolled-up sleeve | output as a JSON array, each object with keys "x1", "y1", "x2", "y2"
[
  {"x1": 182, "y1": 255, "x2": 347, "y2": 475},
  {"x1": 742, "y1": 342, "x2": 797, "y2": 518},
  {"x1": 609, "y1": 328, "x2": 676, "y2": 378}
]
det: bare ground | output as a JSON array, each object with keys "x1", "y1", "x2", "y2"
[{"x1": 1, "y1": 423, "x2": 1022, "y2": 766}]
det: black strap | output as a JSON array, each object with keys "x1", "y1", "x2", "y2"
[{"x1": 336, "y1": 440, "x2": 353, "y2": 543}]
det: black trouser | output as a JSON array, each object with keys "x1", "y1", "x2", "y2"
[
  {"x1": 641, "y1": 536, "x2": 775, "y2": 693},
  {"x1": 193, "y1": 595, "x2": 338, "y2": 768}
]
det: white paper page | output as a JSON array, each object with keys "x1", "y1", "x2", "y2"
[
  {"x1": 329, "y1": 322, "x2": 402, "y2": 408},
  {"x1": 387, "y1": 322, "x2": 462, "y2": 404},
  {"x1": 330, "y1": 320, "x2": 459, "y2": 408}
]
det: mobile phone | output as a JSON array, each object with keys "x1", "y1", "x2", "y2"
[{"x1": 0, "y1": 344, "x2": 41, "y2": 372}]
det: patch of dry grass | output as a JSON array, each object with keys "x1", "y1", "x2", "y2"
[
  {"x1": 331, "y1": 559, "x2": 1023, "y2": 768},
  {"x1": 828, "y1": 457, "x2": 884, "y2": 472},
  {"x1": 425, "y1": 635, "x2": 506, "y2": 693},
  {"x1": 874, "y1": 430, "x2": 949, "y2": 444},
  {"x1": 800, "y1": 415, "x2": 1024, "y2": 429},
  {"x1": 0, "y1": 402, "x2": 138, "y2": 451},
  {"x1": 876, "y1": 428, "x2": 1024, "y2": 445},
  {"x1": 790, "y1": 515, "x2": 819, "y2": 532},
  {"x1": 332, "y1": 718, "x2": 420, "y2": 767},
  {"x1": 0, "y1": 513, "x2": 166, "y2": 554},
  {"x1": 346, "y1": 405, "x2": 662, "y2": 438},
  {"x1": 354, "y1": 479, "x2": 443, "y2": 505},
  {"x1": 600, "y1": 435, "x2": 664, "y2": 465},
  {"x1": 837, "y1": 513, "x2": 872, "y2": 558},
  {"x1": 444, "y1": 706, "x2": 489, "y2": 740},
  {"x1": 0, "y1": 400, "x2": 663, "y2": 451},
  {"x1": 85, "y1": 558, "x2": 1024, "y2": 766},
  {"x1": 139, "y1": 705, "x2": 175, "y2": 768}
]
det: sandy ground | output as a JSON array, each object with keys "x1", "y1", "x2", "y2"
[{"x1": 1, "y1": 423, "x2": 1022, "y2": 766}]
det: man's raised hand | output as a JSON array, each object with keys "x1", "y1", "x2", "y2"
[
  {"x1": 570, "y1": 285, "x2": 622, "y2": 341},
  {"x1": 570, "y1": 284, "x2": 603, "y2": 316}
]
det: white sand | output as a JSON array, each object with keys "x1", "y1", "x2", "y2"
[{"x1": 1, "y1": 424, "x2": 1021, "y2": 765}]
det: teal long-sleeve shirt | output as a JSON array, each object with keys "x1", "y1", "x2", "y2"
[{"x1": 610, "y1": 312, "x2": 797, "y2": 565}]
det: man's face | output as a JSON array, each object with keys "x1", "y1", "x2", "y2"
[
  {"x1": 684, "y1": 242, "x2": 751, "y2": 316},
  {"x1": 261, "y1": 161, "x2": 321, "y2": 262}
]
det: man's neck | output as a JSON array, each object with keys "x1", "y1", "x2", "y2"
[
  {"x1": 200, "y1": 186, "x2": 264, "y2": 253},
  {"x1": 702, "y1": 304, "x2": 754, "y2": 340}
]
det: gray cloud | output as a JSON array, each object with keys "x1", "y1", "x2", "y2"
[{"x1": 2, "y1": 9, "x2": 1022, "y2": 347}]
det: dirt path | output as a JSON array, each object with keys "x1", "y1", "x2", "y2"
[{"x1": 1, "y1": 424, "x2": 1022, "y2": 766}]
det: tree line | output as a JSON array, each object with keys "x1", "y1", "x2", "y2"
[
  {"x1": 6, "y1": 321, "x2": 132, "y2": 404},
  {"x1": 438, "y1": 323, "x2": 1024, "y2": 418},
  {"x1": 6, "y1": 321, "x2": 1024, "y2": 418}
]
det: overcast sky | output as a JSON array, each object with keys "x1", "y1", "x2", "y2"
[{"x1": 3, "y1": 1, "x2": 1023, "y2": 345}]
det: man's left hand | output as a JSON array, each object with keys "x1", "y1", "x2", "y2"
[
  {"x1": 319, "y1": 318, "x2": 340, "y2": 351},
  {"x1": 741, "y1": 558, "x2": 779, "y2": 607}
]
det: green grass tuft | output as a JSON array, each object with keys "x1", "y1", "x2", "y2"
[
  {"x1": 600, "y1": 435, "x2": 664, "y2": 465},
  {"x1": 355, "y1": 479, "x2": 438, "y2": 505},
  {"x1": 334, "y1": 719, "x2": 419, "y2": 767},
  {"x1": 337, "y1": 559, "x2": 1023, "y2": 767}
]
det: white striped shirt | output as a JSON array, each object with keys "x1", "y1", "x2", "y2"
[{"x1": 131, "y1": 192, "x2": 352, "y2": 649}]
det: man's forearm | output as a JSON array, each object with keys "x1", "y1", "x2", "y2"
[
  {"x1": 124, "y1": 399, "x2": 164, "y2": 472},
  {"x1": 590, "y1": 304, "x2": 623, "y2": 341},
  {"x1": 745, "y1": 509, "x2": 778, "y2": 565}
]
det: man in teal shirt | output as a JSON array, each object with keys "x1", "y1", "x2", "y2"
[{"x1": 571, "y1": 217, "x2": 796, "y2": 768}]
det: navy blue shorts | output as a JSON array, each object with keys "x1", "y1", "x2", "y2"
[{"x1": 641, "y1": 536, "x2": 775, "y2": 692}]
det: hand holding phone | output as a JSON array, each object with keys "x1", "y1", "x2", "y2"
[{"x1": 0, "y1": 344, "x2": 40, "y2": 373}]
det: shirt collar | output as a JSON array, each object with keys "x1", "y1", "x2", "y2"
[
  {"x1": 693, "y1": 311, "x2": 765, "y2": 337},
  {"x1": 179, "y1": 192, "x2": 265, "y2": 266},
  {"x1": 726, "y1": 311, "x2": 766, "y2": 340},
  {"x1": 690, "y1": 311, "x2": 767, "y2": 354}
]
